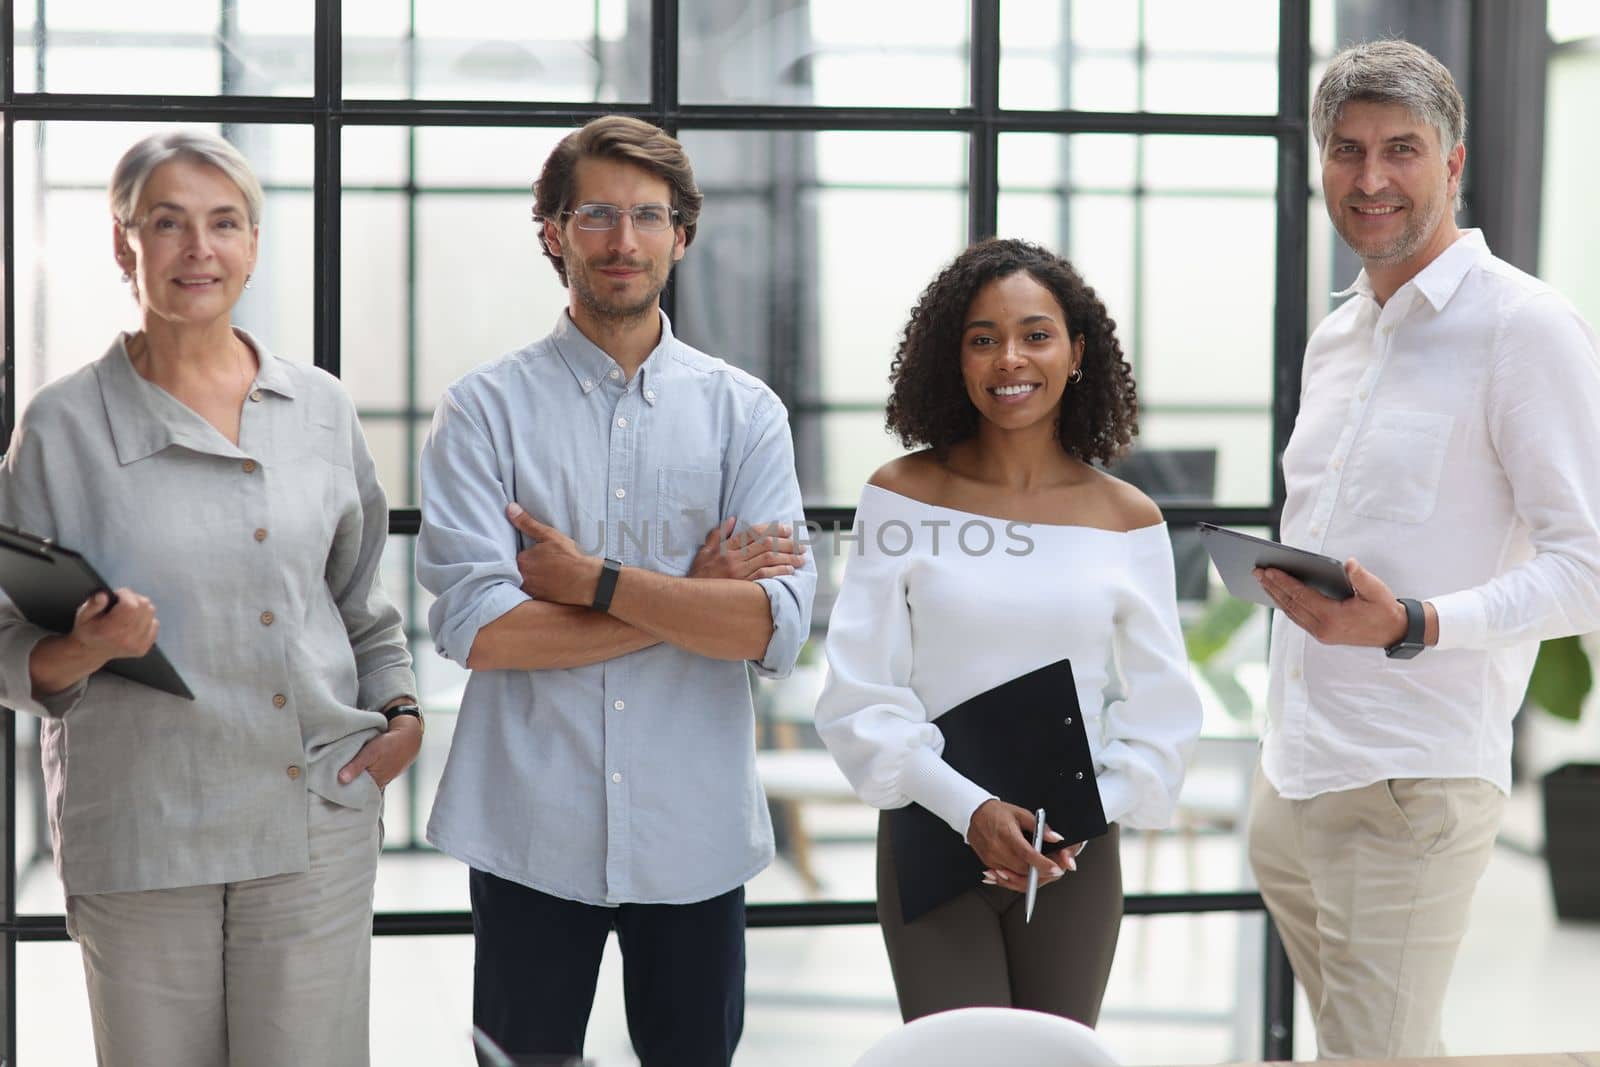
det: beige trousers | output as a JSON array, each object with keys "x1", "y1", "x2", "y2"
[
  {"x1": 67, "y1": 795, "x2": 381, "y2": 1067},
  {"x1": 1247, "y1": 764, "x2": 1503, "y2": 1060}
]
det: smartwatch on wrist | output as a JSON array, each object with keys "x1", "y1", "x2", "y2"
[
  {"x1": 593, "y1": 557, "x2": 623, "y2": 613},
  {"x1": 1384, "y1": 598, "x2": 1426, "y2": 660},
  {"x1": 383, "y1": 702, "x2": 424, "y2": 732}
]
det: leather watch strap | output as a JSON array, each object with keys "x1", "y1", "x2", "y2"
[{"x1": 382, "y1": 702, "x2": 424, "y2": 732}]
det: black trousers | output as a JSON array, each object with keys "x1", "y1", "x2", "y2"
[{"x1": 470, "y1": 868, "x2": 746, "y2": 1067}]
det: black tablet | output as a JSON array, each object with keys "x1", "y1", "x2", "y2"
[
  {"x1": 0, "y1": 523, "x2": 194, "y2": 699},
  {"x1": 1196, "y1": 522, "x2": 1354, "y2": 609}
]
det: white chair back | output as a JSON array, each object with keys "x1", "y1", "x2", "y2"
[{"x1": 852, "y1": 1007, "x2": 1120, "y2": 1067}]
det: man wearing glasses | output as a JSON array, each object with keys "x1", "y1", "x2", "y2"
[{"x1": 417, "y1": 116, "x2": 816, "y2": 1066}]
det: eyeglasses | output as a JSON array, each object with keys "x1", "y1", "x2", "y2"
[{"x1": 559, "y1": 202, "x2": 679, "y2": 232}]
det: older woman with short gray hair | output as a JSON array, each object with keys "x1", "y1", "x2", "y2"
[{"x1": 0, "y1": 129, "x2": 418, "y2": 1066}]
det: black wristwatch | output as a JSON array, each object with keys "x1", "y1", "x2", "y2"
[
  {"x1": 383, "y1": 702, "x2": 424, "y2": 732},
  {"x1": 593, "y1": 557, "x2": 623, "y2": 613},
  {"x1": 1384, "y1": 598, "x2": 1426, "y2": 660}
]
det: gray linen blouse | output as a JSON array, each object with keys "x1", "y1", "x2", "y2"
[{"x1": 0, "y1": 332, "x2": 415, "y2": 896}]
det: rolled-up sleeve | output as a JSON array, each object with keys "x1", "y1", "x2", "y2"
[
  {"x1": 728, "y1": 396, "x2": 816, "y2": 679},
  {"x1": 1097, "y1": 527, "x2": 1203, "y2": 829},
  {"x1": 325, "y1": 389, "x2": 415, "y2": 709},
  {"x1": 416, "y1": 385, "x2": 530, "y2": 665}
]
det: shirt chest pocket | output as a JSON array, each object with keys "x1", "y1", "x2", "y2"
[
  {"x1": 653, "y1": 467, "x2": 723, "y2": 574},
  {"x1": 1343, "y1": 408, "x2": 1455, "y2": 524}
]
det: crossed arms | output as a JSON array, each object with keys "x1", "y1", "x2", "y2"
[
  {"x1": 416, "y1": 384, "x2": 816, "y2": 675},
  {"x1": 466, "y1": 510, "x2": 806, "y2": 671}
]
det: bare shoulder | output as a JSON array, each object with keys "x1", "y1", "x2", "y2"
[
  {"x1": 866, "y1": 451, "x2": 947, "y2": 501},
  {"x1": 1090, "y1": 468, "x2": 1165, "y2": 531}
]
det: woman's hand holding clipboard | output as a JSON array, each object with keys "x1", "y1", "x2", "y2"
[{"x1": 0, "y1": 522, "x2": 193, "y2": 698}]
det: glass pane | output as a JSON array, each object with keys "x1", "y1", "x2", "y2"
[
  {"x1": 1000, "y1": 0, "x2": 1279, "y2": 114},
  {"x1": 675, "y1": 129, "x2": 967, "y2": 511},
  {"x1": 346, "y1": 126, "x2": 580, "y2": 507},
  {"x1": 344, "y1": 0, "x2": 649, "y2": 102},
  {"x1": 343, "y1": 126, "x2": 411, "y2": 188},
  {"x1": 16, "y1": 0, "x2": 315, "y2": 95},
  {"x1": 14, "y1": 713, "x2": 48, "y2": 926},
  {"x1": 997, "y1": 133, "x2": 1277, "y2": 508},
  {"x1": 19, "y1": 941, "x2": 96, "y2": 1065},
  {"x1": 1141, "y1": 196, "x2": 1273, "y2": 406},
  {"x1": 341, "y1": 192, "x2": 408, "y2": 411},
  {"x1": 1136, "y1": 410, "x2": 1274, "y2": 509},
  {"x1": 10, "y1": 122, "x2": 315, "y2": 419},
  {"x1": 1540, "y1": 48, "x2": 1600, "y2": 329},
  {"x1": 794, "y1": 410, "x2": 911, "y2": 509},
  {"x1": 414, "y1": 126, "x2": 569, "y2": 188},
  {"x1": 681, "y1": 0, "x2": 971, "y2": 107},
  {"x1": 414, "y1": 191, "x2": 568, "y2": 413},
  {"x1": 1101, "y1": 912, "x2": 1269, "y2": 1062}
]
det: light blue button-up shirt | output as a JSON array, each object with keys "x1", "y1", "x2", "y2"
[{"x1": 418, "y1": 311, "x2": 815, "y2": 905}]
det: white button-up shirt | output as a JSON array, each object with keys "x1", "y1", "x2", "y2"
[{"x1": 1264, "y1": 230, "x2": 1600, "y2": 799}]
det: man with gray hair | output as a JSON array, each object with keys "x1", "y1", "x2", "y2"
[{"x1": 1248, "y1": 39, "x2": 1600, "y2": 1058}]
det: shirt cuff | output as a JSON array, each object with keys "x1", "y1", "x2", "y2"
[
  {"x1": 1428, "y1": 589, "x2": 1486, "y2": 651},
  {"x1": 1095, "y1": 771, "x2": 1136, "y2": 828},
  {"x1": 750, "y1": 575, "x2": 802, "y2": 679},
  {"x1": 357, "y1": 665, "x2": 420, "y2": 714},
  {"x1": 437, "y1": 582, "x2": 529, "y2": 665},
  {"x1": 899, "y1": 745, "x2": 997, "y2": 840},
  {"x1": 0, "y1": 622, "x2": 89, "y2": 719}
]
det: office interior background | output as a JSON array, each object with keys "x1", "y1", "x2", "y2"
[{"x1": 3, "y1": 0, "x2": 1600, "y2": 1063}]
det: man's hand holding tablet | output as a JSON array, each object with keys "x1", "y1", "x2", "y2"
[{"x1": 1198, "y1": 523, "x2": 1437, "y2": 654}]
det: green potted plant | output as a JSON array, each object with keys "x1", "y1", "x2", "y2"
[{"x1": 1526, "y1": 636, "x2": 1600, "y2": 921}]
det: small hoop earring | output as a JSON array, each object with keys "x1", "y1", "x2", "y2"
[
  {"x1": 120, "y1": 271, "x2": 131, "y2": 283},
  {"x1": 244, "y1": 273, "x2": 253, "y2": 289},
  {"x1": 1068, "y1": 369, "x2": 1083, "y2": 384}
]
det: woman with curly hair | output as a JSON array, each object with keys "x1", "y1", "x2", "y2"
[{"x1": 814, "y1": 237, "x2": 1202, "y2": 1024}]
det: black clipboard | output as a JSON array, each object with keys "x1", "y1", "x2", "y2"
[
  {"x1": 1196, "y1": 522, "x2": 1354, "y2": 609},
  {"x1": 0, "y1": 523, "x2": 194, "y2": 699},
  {"x1": 886, "y1": 658, "x2": 1107, "y2": 924}
]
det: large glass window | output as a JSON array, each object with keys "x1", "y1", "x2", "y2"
[{"x1": 2, "y1": 2, "x2": 1320, "y2": 1062}]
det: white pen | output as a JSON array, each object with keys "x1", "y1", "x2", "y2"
[{"x1": 1025, "y1": 807, "x2": 1047, "y2": 923}]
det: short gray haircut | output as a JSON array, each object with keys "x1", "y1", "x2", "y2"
[
  {"x1": 109, "y1": 130, "x2": 265, "y2": 228},
  {"x1": 1311, "y1": 39, "x2": 1466, "y2": 154}
]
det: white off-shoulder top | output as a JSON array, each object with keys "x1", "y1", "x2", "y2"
[{"x1": 814, "y1": 483, "x2": 1203, "y2": 839}]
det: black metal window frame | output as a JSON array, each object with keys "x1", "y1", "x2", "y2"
[{"x1": 0, "y1": 1, "x2": 1309, "y2": 1060}]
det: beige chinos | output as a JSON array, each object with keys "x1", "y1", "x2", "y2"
[
  {"x1": 68, "y1": 795, "x2": 381, "y2": 1067},
  {"x1": 1248, "y1": 765, "x2": 1503, "y2": 1059}
]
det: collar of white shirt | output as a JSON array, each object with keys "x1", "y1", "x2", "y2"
[{"x1": 1331, "y1": 227, "x2": 1490, "y2": 312}]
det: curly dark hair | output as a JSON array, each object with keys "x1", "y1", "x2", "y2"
[{"x1": 885, "y1": 237, "x2": 1139, "y2": 465}]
